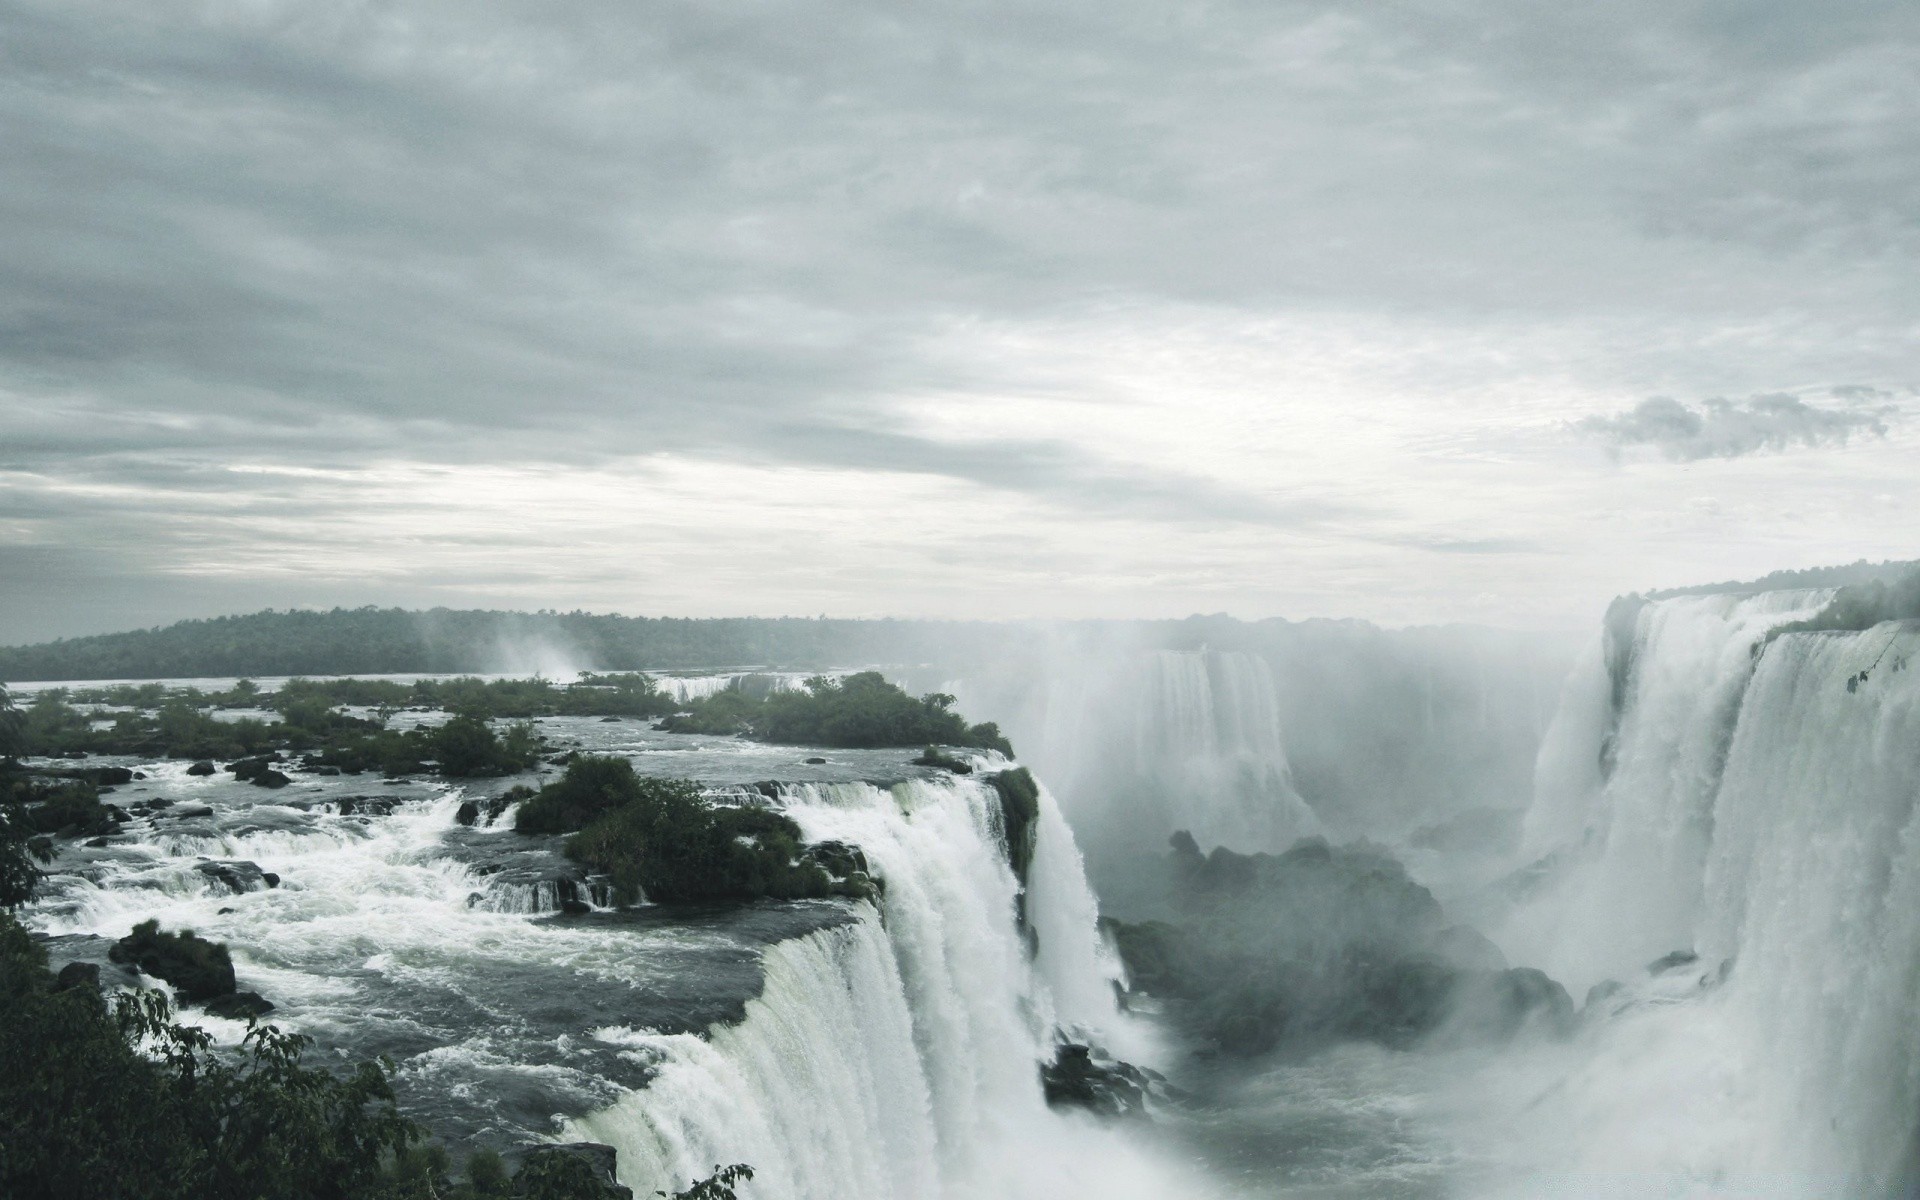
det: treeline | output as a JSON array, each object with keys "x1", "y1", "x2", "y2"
[
  {"x1": 10, "y1": 688, "x2": 543, "y2": 780},
  {"x1": 658, "y1": 672, "x2": 1013, "y2": 754},
  {"x1": 0, "y1": 607, "x2": 1016, "y2": 682}
]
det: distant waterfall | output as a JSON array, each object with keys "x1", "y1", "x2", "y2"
[
  {"x1": 1497, "y1": 591, "x2": 1920, "y2": 1191},
  {"x1": 948, "y1": 649, "x2": 1316, "y2": 912},
  {"x1": 569, "y1": 775, "x2": 1184, "y2": 1200}
]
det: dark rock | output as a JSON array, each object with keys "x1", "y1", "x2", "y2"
[
  {"x1": 132, "y1": 771, "x2": 147, "y2": 780},
  {"x1": 310, "y1": 765, "x2": 341, "y2": 776},
  {"x1": 511, "y1": 1142, "x2": 633, "y2": 1200},
  {"x1": 1648, "y1": 949, "x2": 1699, "y2": 974},
  {"x1": 599, "y1": 716, "x2": 623, "y2": 722},
  {"x1": 108, "y1": 919, "x2": 235, "y2": 1001},
  {"x1": 148, "y1": 798, "x2": 175, "y2": 810},
  {"x1": 170, "y1": 804, "x2": 215, "y2": 819},
  {"x1": 1041, "y1": 1043, "x2": 1150, "y2": 1117},
  {"x1": 229, "y1": 756, "x2": 276, "y2": 781},
  {"x1": 456, "y1": 800, "x2": 480, "y2": 826},
  {"x1": 55, "y1": 961, "x2": 101, "y2": 992},
  {"x1": 195, "y1": 859, "x2": 276, "y2": 893},
  {"x1": 913, "y1": 745, "x2": 973, "y2": 774},
  {"x1": 985, "y1": 768, "x2": 1040, "y2": 885},
  {"x1": 804, "y1": 756, "x2": 827, "y2": 764},
  {"x1": 186, "y1": 760, "x2": 217, "y2": 776},
  {"x1": 202, "y1": 991, "x2": 276, "y2": 1020},
  {"x1": 250, "y1": 769, "x2": 292, "y2": 789}
]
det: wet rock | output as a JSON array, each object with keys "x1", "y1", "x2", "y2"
[
  {"x1": 1648, "y1": 949, "x2": 1699, "y2": 974},
  {"x1": 147, "y1": 798, "x2": 175, "y2": 810},
  {"x1": 456, "y1": 800, "x2": 480, "y2": 826},
  {"x1": 804, "y1": 756, "x2": 827, "y2": 764},
  {"x1": 169, "y1": 804, "x2": 215, "y2": 818},
  {"x1": 203, "y1": 991, "x2": 276, "y2": 1020},
  {"x1": 54, "y1": 961, "x2": 100, "y2": 992},
  {"x1": 250, "y1": 769, "x2": 292, "y2": 789},
  {"x1": 1041, "y1": 1043, "x2": 1151, "y2": 1117},
  {"x1": 511, "y1": 1143, "x2": 633, "y2": 1200},
  {"x1": 195, "y1": 859, "x2": 278, "y2": 893},
  {"x1": 186, "y1": 760, "x2": 217, "y2": 776},
  {"x1": 309, "y1": 765, "x2": 341, "y2": 776},
  {"x1": 599, "y1": 716, "x2": 623, "y2": 722},
  {"x1": 229, "y1": 756, "x2": 278, "y2": 781}
]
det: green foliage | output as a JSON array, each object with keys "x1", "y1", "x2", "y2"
[
  {"x1": 0, "y1": 684, "x2": 25, "y2": 761},
  {"x1": 274, "y1": 674, "x2": 675, "y2": 721},
  {"x1": 515, "y1": 756, "x2": 649, "y2": 834},
  {"x1": 0, "y1": 605, "x2": 1016, "y2": 681},
  {"x1": 0, "y1": 799, "x2": 53, "y2": 909},
  {"x1": 566, "y1": 784, "x2": 835, "y2": 903},
  {"x1": 429, "y1": 715, "x2": 542, "y2": 778},
  {"x1": 664, "y1": 672, "x2": 1015, "y2": 754},
  {"x1": 109, "y1": 919, "x2": 236, "y2": 1002},
  {"x1": 0, "y1": 911, "x2": 420, "y2": 1200},
  {"x1": 665, "y1": 1164, "x2": 755, "y2": 1200},
  {"x1": 1767, "y1": 565, "x2": 1920, "y2": 643}
]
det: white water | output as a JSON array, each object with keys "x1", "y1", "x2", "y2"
[
  {"x1": 1500, "y1": 590, "x2": 1835, "y2": 991},
  {"x1": 569, "y1": 775, "x2": 1196, "y2": 1199},
  {"x1": 1484, "y1": 594, "x2": 1920, "y2": 1193},
  {"x1": 950, "y1": 649, "x2": 1317, "y2": 913}
]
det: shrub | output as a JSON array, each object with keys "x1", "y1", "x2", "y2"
[
  {"x1": 514, "y1": 757, "x2": 647, "y2": 834},
  {"x1": 567, "y1": 790, "x2": 834, "y2": 903}
]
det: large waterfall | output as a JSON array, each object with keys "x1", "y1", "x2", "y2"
[
  {"x1": 1489, "y1": 592, "x2": 1920, "y2": 1192},
  {"x1": 569, "y1": 776, "x2": 1192, "y2": 1199}
]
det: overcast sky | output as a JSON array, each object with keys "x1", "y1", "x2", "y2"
[{"x1": 1, "y1": 0, "x2": 1916, "y2": 643}]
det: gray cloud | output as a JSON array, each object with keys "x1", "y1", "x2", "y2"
[
  {"x1": 2, "y1": 0, "x2": 1919, "y2": 637},
  {"x1": 1576, "y1": 392, "x2": 1898, "y2": 460}
]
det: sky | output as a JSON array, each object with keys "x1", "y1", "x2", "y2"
[{"x1": 1, "y1": 0, "x2": 1916, "y2": 644}]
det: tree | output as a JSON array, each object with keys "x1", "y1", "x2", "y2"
[{"x1": 0, "y1": 684, "x2": 26, "y2": 762}]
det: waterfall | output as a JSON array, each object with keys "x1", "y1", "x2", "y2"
[
  {"x1": 1488, "y1": 589, "x2": 1920, "y2": 1192},
  {"x1": 948, "y1": 648, "x2": 1316, "y2": 913},
  {"x1": 1501, "y1": 589, "x2": 1834, "y2": 989},
  {"x1": 568, "y1": 775, "x2": 1190, "y2": 1200}
]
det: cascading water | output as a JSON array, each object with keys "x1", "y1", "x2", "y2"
[
  {"x1": 1499, "y1": 589, "x2": 1836, "y2": 990},
  {"x1": 950, "y1": 648, "x2": 1317, "y2": 914},
  {"x1": 567, "y1": 775, "x2": 1192, "y2": 1200},
  {"x1": 1476, "y1": 593, "x2": 1920, "y2": 1194}
]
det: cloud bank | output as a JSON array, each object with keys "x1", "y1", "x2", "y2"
[{"x1": 1576, "y1": 392, "x2": 1900, "y2": 461}]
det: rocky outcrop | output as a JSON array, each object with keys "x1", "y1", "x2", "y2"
[
  {"x1": 1040, "y1": 1043, "x2": 1155, "y2": 1117},
  {"x1": 203, "y1": 991, "x2": 276, "y2": 1020},
  {"x1": 985, "y1": 768, "x2": 1040, "y2": 886},
  {"x1": 108, "y1": 920, "x2": 235, "y2": 1002},
  {"x1": 1105, "y1": 833, "x2": 1575, "y2": 1054},
  {"x1": 186, "y1": 760, "x2": 217, "y2": 776},
  {"x1": 194, "y1": 859, "x2": 280, "y2": 893}
]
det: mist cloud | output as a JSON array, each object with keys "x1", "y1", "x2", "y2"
[{"x1": 1575, "y1": 393, "x2": 1898, "y2": 461}]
